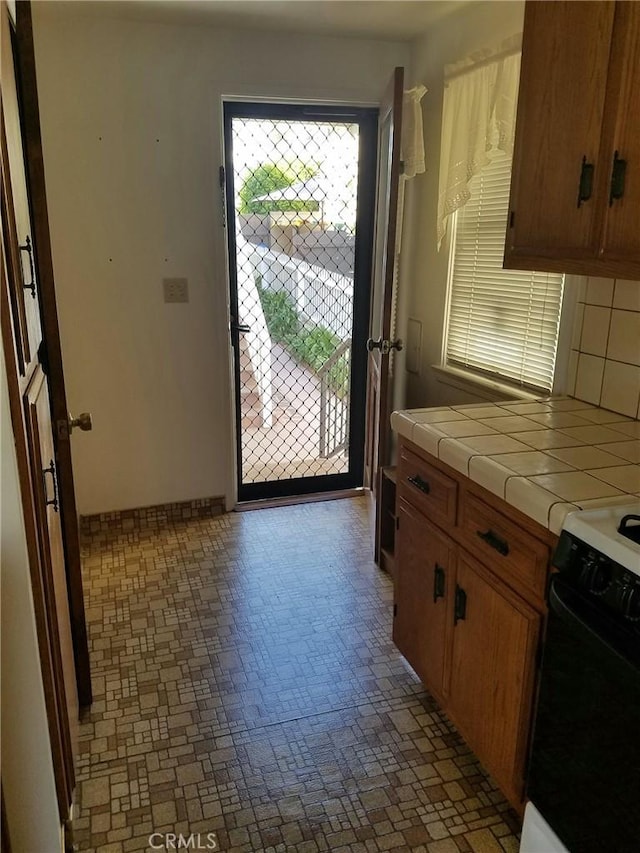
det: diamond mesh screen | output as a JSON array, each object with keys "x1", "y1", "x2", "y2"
[{"x1": 230, "y1": 117, "x2": 360, "y2": 485}]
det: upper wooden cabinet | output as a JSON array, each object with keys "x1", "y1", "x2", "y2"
[{"x1": 505, "y1": 1, "x2": 640, "y2": 279}]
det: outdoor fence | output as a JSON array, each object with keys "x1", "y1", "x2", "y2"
[{"x1": 253, "y1": 246, "x2": 353, "y2": 341}]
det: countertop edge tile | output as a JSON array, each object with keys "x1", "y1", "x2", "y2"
[
  {"x1": 438, "y1": 439, "x2": 475, "y2": 476},
  {"x1": 548, "y1": 502, "x2": 581, "y2": 536},
  {"x1": 468, "y1": 457, "x2": 514, "y2": 500},
  {"x1": 412, "y1": 423, "x2": 446, "y2": 458},
  {"x1": 505, "y1": 478, "x2": 566, "y2": 529},
  {"x1": 390, "y1": 411, "x2": 415, "y2": 440}
]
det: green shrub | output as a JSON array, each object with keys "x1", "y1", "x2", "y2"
[
  {"x1": 258, "y1": 289, "x2": 299, "y2": 343},
  {"x1": 257, "y1": 285, "x2": 350, "y2": 395},
  {"x1": 327, "y1": 354, "x2": 350, "y2": 398},
  {"x1": 239, "y1": 163, "x2": 318, "y2": 215},
  {"x1": 287, "y1": 326, "x2": 340, "y2": 371}
]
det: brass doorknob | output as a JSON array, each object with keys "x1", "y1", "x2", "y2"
[
  {"x1": 69, "y1": 412, "x2": 92, "y2": 433},
  {"x1": 366, "y1": 338, "x2": 403, "y2": 355}
]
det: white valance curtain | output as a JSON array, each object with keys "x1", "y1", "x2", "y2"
[{"x1": 437, "y1": 34, "x2": 522, "y2": 247}]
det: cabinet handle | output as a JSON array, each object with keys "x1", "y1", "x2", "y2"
[
  {"x1": 609, "y1": 150, "x2": 627, "y2": 206},
  {"x1": 19, "y1": 235, "x2": 37, "y2": 299},
  {"x1": 576, "y1": 155, "x2": 594, "y2": 207},
  {"x1": 42, "y1": 459, "x2": 59, "y2": 512},
  {"x1": 454, "y1": 584, "x2": 467, "y2": 625},
  {"x1": 433, "y1": 564, "x2": 446, "y2": 603},
  {"x1": 476, "y1": 528, "x2": 509, "y2": 556},
  {"x1": 407, "y1": 474, "x2": 430, "y2": 494}
]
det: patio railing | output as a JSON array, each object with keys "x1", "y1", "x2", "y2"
[{"x1": 319, "y1": 339, "x2": 351, "y2": 458}]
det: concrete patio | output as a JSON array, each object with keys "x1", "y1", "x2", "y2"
[{"x1": 240, "y1": 342, "x2": 348, "y2": 484}]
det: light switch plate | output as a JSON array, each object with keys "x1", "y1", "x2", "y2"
[{"x1": 163, "y1": 277, "x2": 189, "y2": 303}]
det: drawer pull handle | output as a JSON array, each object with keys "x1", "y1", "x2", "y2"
[
  {"x1": 476, "y1": 528, "x2": 510, "y2": 556},
  {"x1": 577, "y1": 155, "x2": 594, "y2": 207},
  {"x1": 19, "y1": 235, "x2": 37, "y2": 298},
  {"x1": 408, "y1": 474, "x2": 430, "y2": 494},
  {"x1": 42, "y1": 459, "x2": 59, "y2": 513},
  {"x1": 433, "y1": 564, "x2": 445, "y2": 603},
  {"x1": 454, "y1": 584, "x2": 467, "y2": 624},
  {"x1": 609, "y1": 150, "x2": 627, "y2": 206}
]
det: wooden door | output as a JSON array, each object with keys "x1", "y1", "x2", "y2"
[
  {"x1": 600, "y1": 1, "x2": 640, "y2": 264},
  {"x1": 505, "y1": 1, "x2": 615, "y2": 265},
  {"x1": 448, "y1": 551, "x2": 540, "y2": 806},
  {"x1": 393, "y1": 500, "x2": 453, "y2": 703},
  {"x1": 364, "y1": 67, "x2": 403, "y2": 558},
  {"x1": 1, "y1": 0, "x2": 90, "y2": 822}
]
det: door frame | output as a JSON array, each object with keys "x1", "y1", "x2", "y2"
[
  {"x1": 12, "y1": 1, "x2": 91, "y2": 708},
  {"x1": 222, "y1": 100, "x2": 378, "y2": 503},
  {"x1": 363, "y1": 67, "x2": 404, "y2": 562}
]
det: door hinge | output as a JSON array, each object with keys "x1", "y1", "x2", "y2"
[
  {"x1": 219, "y1": 166, "x2": 227, "y2": 229},
  {"x1": 395, "y1": 515, "x2": 399, "y2": 531},
  {"x1": 509, "y1": 210, "x2": 515, "y2": 229}
]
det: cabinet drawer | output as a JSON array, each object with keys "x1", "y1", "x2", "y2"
[
  {"x1": 398, "y1": 446, "x2": 457, "y2": 528},
  {"x1": 458, "y1": 491, "x2": 548, "y2": 601}
]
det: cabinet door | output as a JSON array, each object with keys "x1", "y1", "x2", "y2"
[
  {"x1": 1, "y1": 6, "x2": 42, "y2": 370},
  {"x1": 601, "y1": 1, "x2": 640, "y2": 265},
  {"x1": 23, "y1": 365, "x2": 79, "y2": 800},
  {"x1": 448, "y1": 551, "x2": 540, "y2": 806},
  {"x1": 505, "y1": 1, "x2": 615, "y2": 266},
  {"x1": 393, "y1": 499, "x2": 454, "y2": 701}
]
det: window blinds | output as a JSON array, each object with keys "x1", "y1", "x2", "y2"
[{"x1": 445, "y1": 149, "x2": 564, "y2": 394}]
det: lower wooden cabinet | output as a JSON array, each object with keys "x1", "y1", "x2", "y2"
[
  {"x1": 393, "y1": 438, "x2": 551, "y2": 811},
  {"x1": 448, "y1": 552, "x2": 540, "y2": 807},
  {"x1": 393, "y1": 499, "x2": 454, "y2": 703}
]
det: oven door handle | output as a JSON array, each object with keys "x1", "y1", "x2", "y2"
[{"x1": 548, "y1": 576, "x2": 640, "y2": 671}]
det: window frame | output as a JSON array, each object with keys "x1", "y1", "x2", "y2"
[{"x1": 440, "y1": 155, "x2": 575, "y2": 399}]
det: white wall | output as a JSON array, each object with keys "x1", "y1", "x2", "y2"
[
  {"x1": 1, "y1": 350, "x2": 62, "y2": 852},
  {"x1": 397, "y1": 1, "x2": 525, "y2": 409},
  {"x1": 31, "y1": 5, "x2": 409, "y2": 515}
]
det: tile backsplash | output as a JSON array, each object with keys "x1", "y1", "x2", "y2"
[{"x1": 568, "y1": 277, "x2": 640, "y2": 419}]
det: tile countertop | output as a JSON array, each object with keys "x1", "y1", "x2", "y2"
[{"x1": 390, "y1": 397, "x2": 640, "y2": 534}]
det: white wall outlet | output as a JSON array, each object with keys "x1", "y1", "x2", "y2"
[{"x1": 163, "y1": 277, "x2": 189, "y2": 303}]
